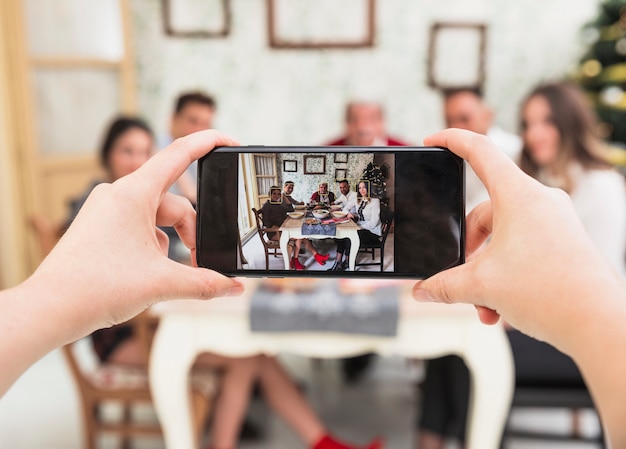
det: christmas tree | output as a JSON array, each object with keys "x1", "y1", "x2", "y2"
[{"x1": 576, "y1": 0, "x2": 626, "y2": 169}]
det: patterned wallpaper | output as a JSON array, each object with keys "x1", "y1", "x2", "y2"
[
  {"x1": 130, "y1": 0, "x2": 600, "y2": 146},
  {"x1": 276, "y1": 152, "x2": 373, "y2": 203}
]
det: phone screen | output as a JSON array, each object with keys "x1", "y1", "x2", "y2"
[{"x1": 196, "y1": 146, "x2": 465, "y2": 279}]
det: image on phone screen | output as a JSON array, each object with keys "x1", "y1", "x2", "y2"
[{"x1": 196, "y1": 146, "x2": 465, "y2": 279}]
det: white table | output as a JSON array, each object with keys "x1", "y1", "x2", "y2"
[
  {"x1": 149, "y1": 279, "x2": 514, "y2": 449},
  {"x1": 279, "y1": 217, "x2": 360, "y2": 270}
]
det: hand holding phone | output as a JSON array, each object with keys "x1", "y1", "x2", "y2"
[{"x1": 196, "y1": 146, "x2": 465, "y2": 279}]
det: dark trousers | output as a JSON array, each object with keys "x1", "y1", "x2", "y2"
[{"x1": 335, "y1": 229, "x2": 380, "y2": 255}]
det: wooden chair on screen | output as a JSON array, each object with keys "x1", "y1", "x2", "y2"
[
  {"x1": 355, "y1": 208, "x2": 394, "y2": 272},
  {"x1": 251, "y1": 207, "x2": 292, "y2": 270}
]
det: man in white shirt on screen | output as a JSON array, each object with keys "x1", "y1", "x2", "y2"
[{"x1": 334, "y1": 179, "x2": 357, "y2": 211}]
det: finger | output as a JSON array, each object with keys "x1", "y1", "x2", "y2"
[
  {"x1": 412, "y1": 263, "x2": 480, "y2": 305},
  {"x1": 465, "y1": 201, "x2": 493, "y2": 258},
  {"x1": 475, "y1": 305, "x2": 501, "y2": 325},
  {"x1": 424, "y1": 129, "x2": 521, "y2": 195},
  {"x1": 155, "y1": 193, "x2": 197, "y2": 251},
  {"x1": 131, "y1": 130, "x2": 240, "y2": 198},
  {"x1": 153, "y1": 261, "x2": 245, "y2": 301}
]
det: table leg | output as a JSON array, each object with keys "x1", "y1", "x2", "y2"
[
  {"x1": 149, "y1": 317, "x2": 199, "y2": 449},
  {"x1": 463, "y1": 322, "x2": 514, "y2": 449},
  {"x1": 279, "y1": 231, "x2": 291, "y2": 269},
  {"x1": 347, "y1": 232, "x2": 360, "y2": 271}
]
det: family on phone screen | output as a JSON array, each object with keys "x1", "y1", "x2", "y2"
[{"x1": 258, "y1": 178, "x2": 384, "y2": 271}]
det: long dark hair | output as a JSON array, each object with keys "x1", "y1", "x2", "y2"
[
  {"x1": 100, "y1": 116, "x2": 153, "y2": 170},
  {"x1": 519, "y1": 82, "x2": 610, "y2": 192}
]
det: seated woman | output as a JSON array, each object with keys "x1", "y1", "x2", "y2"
[
  {"x1": 260, "y1": 186, "x2": 329, "y2": 269},
  {"x1": 69, "y1": 119, "x2": 374, "y2": 449},
  {"x1": 328, "y1": 181, "x2": 382, "y2": 271}
]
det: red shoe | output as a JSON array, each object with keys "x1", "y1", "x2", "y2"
[
  {"x1": 314, "y1": 252, "x2": 329, "y2": 265},
  {"x1": 312, "y1": 435, "x2": 383, "y2": 449},
  {"x1": 291, "y1": 257, "x2": 305, "y2": 270}
]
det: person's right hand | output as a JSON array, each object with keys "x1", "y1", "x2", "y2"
[{"x1": 413, "y1": 129, "x2": 625, "y2": 354}]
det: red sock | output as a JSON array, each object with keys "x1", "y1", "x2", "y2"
[{"x1": 312, "y1": 435, "x2": 383, "y2": 449}]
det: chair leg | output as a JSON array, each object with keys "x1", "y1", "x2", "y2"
[
  {"x1": 265, "y1": 251, "x2": 269, "y2": 270},
  {"x1": 120, "y1": 402, "x2": 132, "y2": 449}
]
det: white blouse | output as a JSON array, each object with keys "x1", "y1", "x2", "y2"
[
  {"x1": 541, "y1": 166, "x2": 626, "y2": 278},
  {"x1": 350, "y1": 198, "x2": 382, "y2": 236}
]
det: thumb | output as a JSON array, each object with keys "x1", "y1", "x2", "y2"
[
  {"x1": 153, "y1": 262, "x2": 244, "y2": 302},
  {"x1": 412, "y1": 264, "x2": 501, "y2": 325}
]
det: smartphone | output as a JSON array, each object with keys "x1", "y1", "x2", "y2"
[{"x1": 196, "y1": 146, "x2": 465, "y2": 279}]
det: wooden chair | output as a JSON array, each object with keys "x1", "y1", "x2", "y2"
[
  {"x1": 500, "y1": 386, "x2": 605, "y2": 448},
  {"x1": 251, "y1": 207, "x2": 292, "y2": 270},
  {"x1": 62, "y1": 329, "x2": 217, "y2": 449},
  {"x1": 29, "y1": 214, "x2": 218, "y2": 448},
  {"x1": 355, "y1": 209, "x2": 394, "y2": 272}
]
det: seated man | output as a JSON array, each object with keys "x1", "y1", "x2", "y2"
[
  {"x1": 261, "y1": 186, "x2": 328, "y2": 270},
  {"x1": 310, "y1": 182, "x2": 336, "y2": 205},
  {"x1": 334, "y1": 179, "x2": 357, "y2": 211},
  {"x1": 282, "y1": 180, "x2": 304, "y2": 206}
]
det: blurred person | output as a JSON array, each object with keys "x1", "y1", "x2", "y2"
[
  {"x1": 416, "y1": 83, "x2": 626, "y2": 449},
  {"x1": 326, "y1": 100, "x2": 407, "y2": 383},
  {"x1": 442, "y1": 87, "x2": 522, "y2": 211},
  {"x1": 161, "y1": 91, "x2": 216, "y2": 261},
  {"x1": 282, "y1": 180, "x2": 304, "y2": 206},
  {"x1": 3, "y1": 129, "x2": 626, "y2": 447},
  {"x1": 326, "y1": 101, "x2": 409, "y2": 146},
  {"x1": 165, "y1": 90, "x2": 217, "y2": 204}
]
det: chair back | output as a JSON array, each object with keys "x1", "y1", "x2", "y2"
[
  {"x1": 252, "y1": 207, "x2": 271, "y2": 247},
  {"x1": 379, "y1": 209, "x2": 394, "y2": 243}
]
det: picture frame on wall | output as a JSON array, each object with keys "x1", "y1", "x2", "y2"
[
  {"x1": 163, "y1": 0, "x2": 231, "y2": 38},
  {"x1": 333, "y1": 153, "x2": 349, "y2": 163},
  {"x1": 267, "y1": 0, "x2": 376, "y2": 49},
  {"x1": 283, "y1": 159, "x2": 297, "y2": 172},
  {"x1": 304, "y1": 155, "x2": 326, "y2": 174},
  {"x1": 335, "y1": 169, "x2": 347, "y2": 180},
  {"x1": 427, "y1": 22, "x2": 487, "y2": 90}
]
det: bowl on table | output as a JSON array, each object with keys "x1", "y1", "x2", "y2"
[
  {"x1": 287, "y1": 211, "x2": 304, "y2": 219},
  {"x1": 311, "y1": 209, "x2": 329, "y2": 219},
  {"x1": 294, "y1": 204, "x2": 306, "y2": 210},
  {"x1": 330, "y1": 205, "x2": 342, "y2": 211},
  {"x1": 331, "y1": 210, "x2": 348, "y2": 219}
]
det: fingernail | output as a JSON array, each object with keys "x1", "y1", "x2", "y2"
[
  {"x1": 225, "y1": 282, "x2": 245, "y2": 296},
  {"x1": 413, "y1": 288, "x2": 435, "y2": 302}
]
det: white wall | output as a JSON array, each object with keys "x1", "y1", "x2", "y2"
[{"x1": 131, "y1": 0, "x2": 600, "y2": 145}]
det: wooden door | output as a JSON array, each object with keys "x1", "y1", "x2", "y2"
[{"x1": 0, "y1": 0, "x2": 136, "y2": 286}]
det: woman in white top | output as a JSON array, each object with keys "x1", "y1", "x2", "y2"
[
  {"x1": 520, "y1": 82, "x2": 626, "y2": 276},
  {"x1": 328, "y1": 181, "x2": 382, "y2": 271}
]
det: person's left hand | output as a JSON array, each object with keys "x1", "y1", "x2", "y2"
[{"x1": 27, "y1": 130, "x2": 244, "y2": 341}]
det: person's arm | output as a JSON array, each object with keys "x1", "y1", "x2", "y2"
[
  {"x1": 412, "y1": 129, "x2": 626, "y2": 448},
  {"x1": 0, "y1": 130, "x2": 244, "y2": 396}
]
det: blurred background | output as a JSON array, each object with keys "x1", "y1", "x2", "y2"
[
  {"x1": 1, "y1": 1, "x2": 625, "y2": 448},
  {"x1": 4, "y1": 0, "x2": 626, "y2": 287}
]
